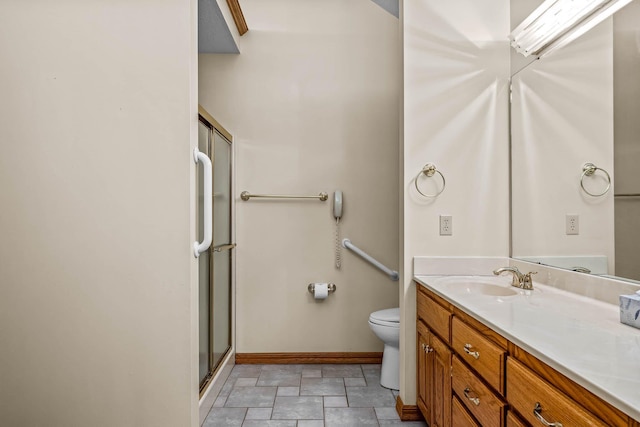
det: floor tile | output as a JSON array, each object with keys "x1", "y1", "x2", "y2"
[
  {"x1": 374, "y1": 407, "x2": 400, "y2": 420},
  {"x1": 257, "y1": 370, "x2": 301, "y2": 387},
  {"x1": 362, "y1": 365, "x2": 382, "y2": 387},
  {"x1": 202, "y1": 408, "x2": 246, "y2": 427},
  {"x1": 218, "y1": 378, "x2": 235, "y2": 397},
  {"x1": 261, "y1": 364, "x2": 307, "y2": 373},
  {"x1": 229, "y1": 365, "x2": 262, "y2": 378},
  {"x1": 212, "y1": 396, "x2": 227, "y2": 408},
  {"x1": 323, "y1": 396, "x2": 348, "y2": 407},
  {"x1": 361, "y1": 364, "x2": 381, "y2": 375},
  {"x1": 235, "y1": 378, "x2": 258, "y2": 387},
  {"x1": 242, "y1": 421, "x2": 296, "y2": 427},
  {"x1": 344, "y1": 377, "x2": 367, "y2": 387},
  {"x1": 245, "y1": 407, "x2": 272, "y2": 420},
  {"x1": 346, "y1": 386, "x2": 396, "y2": 407},
  {"x1": 322, "y1": 364, "x2": 363, "y2": 378},
  {"x1": 277, "y1": 386, "x2": 300, "y2": 396},
  {"x1": 271, "y1": 396, "x2": 323, "y2": 420},
  {"x1": 324, "y1": 408, "x2": 378, "y2": 426},
  {"x1": 225, "y1": 386, "x2": 277, "y2": 407},
  {"x1": 378, "y1": 421, "x2": 427, "y2": 426},
  {"x1": 302, "y1": 368, "x2": 322, "y2": 378},
  {"x1": 203, "y1": 364, "x2": 403, "y2": 426},
  {"x1": 300, "y1": 378, "x2": 345, "y2": 396}
]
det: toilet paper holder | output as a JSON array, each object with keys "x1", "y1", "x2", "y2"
[{"x1": 308, "y1": 283, "x2": 337, "y2": 294}]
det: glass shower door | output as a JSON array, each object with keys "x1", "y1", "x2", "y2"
[
  {"x1": 197, "y1": 121, "x2": 212, "y2": 387},
  {"x1": 198, "y1": 110, "x2": 233, "y2": 394},
  {"x1": 211, "y1": 130, "x2": 232, "y2": 369}
]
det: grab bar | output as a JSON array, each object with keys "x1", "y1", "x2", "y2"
[
  {"x1": 240, "y1": 191, "x2": 328, "y2": 201},
  {"x1": 193, "y1": 148, "x2": 212, "y2": 258},
  {"x1": 342, "y1": 238, "x2": 399, "y2": 281}
]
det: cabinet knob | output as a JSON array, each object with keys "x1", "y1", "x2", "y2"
[
  {"x1": 463, "y1": 387, "x2": 480, "y2": 406},
  {"x1": 533, "y1": 402, "x2": 563, "y2": 427},
  {"x1": 463, "y1": 343, "x2": 480, "y2": 359},
  {"x1": 420, "y1": 343, "x2": 434, "y2": 353}
]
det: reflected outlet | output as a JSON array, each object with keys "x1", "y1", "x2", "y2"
[{"x1": 440, "y1": 215, "x2": 452, "y2": 236}]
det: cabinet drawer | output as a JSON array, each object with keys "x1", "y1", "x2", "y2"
[
  {"x1": 453, "y1": 395, "x2": 481, "y2": 427},
  {"x1": 452, "y1": 316, "x2": 506, "y2": 395},
  {"x1": 452, "y1": 355, "x2": 506, "y2": 427},
  {"x1": 507, "y1": 358, "x2": 607, "y2": 427},
  {"x1": 506, "y1": 411, "x2": 527, "y2": 427},
  {"x1": 417, "y1": 287, "x2": 451, "y2": 343}
]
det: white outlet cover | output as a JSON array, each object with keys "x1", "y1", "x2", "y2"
[
  {"x1": 440, "y1": 215, "x2": 452, "y2": 236},
  {"x1": 566, "y1": 214, "x2": 579, "y2": 235}
]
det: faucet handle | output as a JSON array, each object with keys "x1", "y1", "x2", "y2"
[{"x1": 522, "y1": 271, "x2": 537, "y2": 289}]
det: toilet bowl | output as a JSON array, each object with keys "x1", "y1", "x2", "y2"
[{"x1": 368, "y1": 307, "x2": 400, "y2": 390}]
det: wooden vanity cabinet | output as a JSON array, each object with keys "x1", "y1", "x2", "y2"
[
  {"x1": 416, "y1": 284, "x2": 638, "y2": 427},
  {"x1": 451, "y1": 355, "x2": 506, "y2": 426},
  {"x1": 417, "y1": 321, "x2": 430, "y2": 420},
  {"x1": 453, "y1": 395, "x2": 481, "y2": 427},
  {"x1": 417, "y1": 319, "x2": 452, "y2": 427},
  {"x1": 507, "y1": 357, "x2": 607, "y2": 427},
  {"x1": 451, "y1": 316, "x2": 506, "y2": 395},
  {"x1": 505, "y1": 411, "x2": 527, "y2": 427}
]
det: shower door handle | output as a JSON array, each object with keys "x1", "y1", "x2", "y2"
[
  {"x1": 213, "y1": 244, "x2": 236, "y2": 253},
  {"x1": 193, "y1": 147, "x2": 212, "y2": 257}
]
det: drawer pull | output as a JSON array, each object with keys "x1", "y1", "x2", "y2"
[
  {"x1": 533, "y1": 402, "x2": 563, "y2": 427},
  {"x1": 463, "y1": 387, "x2": 480, "y2": 406},
  {"x1": 463, "y1": 343, "x2": 480, "y2": 359},
  {"x1": 424, "y1": 344, "x2": 434, "y2": 354}
]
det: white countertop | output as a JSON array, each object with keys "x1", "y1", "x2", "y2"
[{"x1": 414, "y1": 275, "x2": 640, "y2": 421}]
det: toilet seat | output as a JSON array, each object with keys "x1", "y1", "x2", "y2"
[{"x1": 369, "y1": 308, "x2": 400, "y2": 328}]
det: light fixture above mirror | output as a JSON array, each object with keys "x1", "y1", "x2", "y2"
[{"x1": 510, "y1": 0, "x2": 634, "y2": 58}]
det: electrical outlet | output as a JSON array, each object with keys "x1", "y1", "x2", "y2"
[
  {"x1": 440, "y1": 215, "x2": 452, "y2": 236},
  {"x1": 566, "y1": 214, "x2": 579, "y2": 235}
]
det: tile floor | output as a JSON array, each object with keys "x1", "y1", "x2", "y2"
[{"x1": 202, "y1": 364, "x2": 427, "y2": 427}]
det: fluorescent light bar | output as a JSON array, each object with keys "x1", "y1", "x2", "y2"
[{"x1": 510, "y1": 0, "x2": 634, "y2": 58}]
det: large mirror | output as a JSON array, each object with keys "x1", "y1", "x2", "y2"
[{"x1": 510, "y1": 0, "x2": 640, "y2": 282}]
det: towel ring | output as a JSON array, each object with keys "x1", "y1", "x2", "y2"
[
  {"x1": 415, "y1": 163, "x2": 446, "y2": 198},
  {"x1": 580, "y1": 163, "x2": 611, "y2": 197}
]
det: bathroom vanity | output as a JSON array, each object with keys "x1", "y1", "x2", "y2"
[{"x1": 414, "y1": 275, "x2": 640, "y2": 427}]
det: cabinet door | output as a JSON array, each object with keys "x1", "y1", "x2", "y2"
[
  {"x1": 431, "y1": 333, "x2": 452, "y2": 427},
  {"x1": 417, "y1": 322, "x2": 431, "y2": 422}
]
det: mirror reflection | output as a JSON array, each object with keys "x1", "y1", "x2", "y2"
[{"x1": 510, "y1": 0, "x2": 640, "y2": 282}]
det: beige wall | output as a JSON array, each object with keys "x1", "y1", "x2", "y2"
[
  {"x1": 199, "y1": 0, "x2": 400, "y2": 353},
  {"x1": 0, "y1": 2, "x2": 199, "y2": 426},
  {"x1": 400, "y1": 0, "x2": 511, "y2": 404}
]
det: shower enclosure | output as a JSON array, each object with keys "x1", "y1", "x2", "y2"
[{"x1": 197, "y1": 107, "x2": 234, "y2": 393}]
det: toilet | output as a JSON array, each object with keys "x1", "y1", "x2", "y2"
[{"x1": 368, "y1": 307, "x2": 400, "y2": 390}]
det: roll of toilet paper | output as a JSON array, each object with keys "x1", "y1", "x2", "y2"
[{"x1": 313, "y1": 283, "x2": 329, "y2": 300}]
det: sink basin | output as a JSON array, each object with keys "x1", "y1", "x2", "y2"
[
  {"x1": 436, "y1": 277, "x2": 520, "y2": 297},
  {"x1": 457, "y1": 282, "x2": 519, "y2": 297}
]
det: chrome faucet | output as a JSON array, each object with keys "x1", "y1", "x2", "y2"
[{"x1": 493, "y1": 267, "x2": 537, "y2": 290}]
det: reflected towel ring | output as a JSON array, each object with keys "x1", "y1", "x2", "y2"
[
  {"x1": 415, "y1": 163, "x2": 446, "y2": 198},
  {"x1": 580, "y1": 163, "x2": 611, "y2": 197}
]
